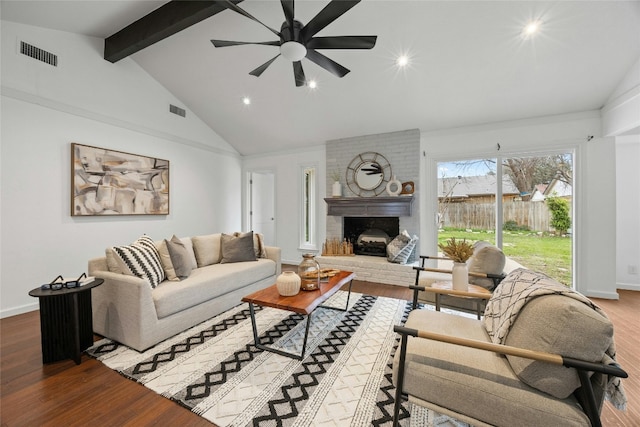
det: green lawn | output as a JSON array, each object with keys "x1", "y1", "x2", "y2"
[{"x1": 437, "y1": 228, "x2": 572, "y2": 286}]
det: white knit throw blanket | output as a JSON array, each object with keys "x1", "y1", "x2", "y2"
[{"x1": 483, "y1": 268, "x2": 627, "y2": 411}]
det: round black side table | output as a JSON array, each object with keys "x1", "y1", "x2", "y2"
[{"x1": 29, "y1": 279, "x2": 103, "y2": 365}]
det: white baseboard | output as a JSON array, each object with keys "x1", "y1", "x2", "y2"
[
  {"x1": 1, "y1": 302, "x2": 39, "y2": 319},
  {"x1": 616, "y1": 282, "x2": 640, "y2": 292}
]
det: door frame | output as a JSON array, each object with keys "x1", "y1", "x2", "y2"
[
  {"x1": 244, "y1": 168, "x2": 276, "y2": 246},
  {"x1": 426, "y1": 146, "x2": 577, "y2": 289}
]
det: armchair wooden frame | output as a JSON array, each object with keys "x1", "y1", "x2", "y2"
[{"x1": 392, "y1": 324, "x2": 628, "y2": 427}]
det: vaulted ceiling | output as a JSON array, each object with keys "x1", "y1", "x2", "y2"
[{"x1": 2, "y1": 1, "x2": 639, "y2": 156}]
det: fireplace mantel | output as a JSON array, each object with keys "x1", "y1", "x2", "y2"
[{"x1": 324, "y1": 196, "x2": 414, "y2": 217}]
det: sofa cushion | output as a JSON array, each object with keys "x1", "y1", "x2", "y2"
[
  {"x1": 467, "y1": 241, "x2": 505, "y2": 290},
  {"x1": 111, "y1": 235, "x2": 165, "y2": 288},
  {"x1": 192, "y1": 233, "x2": 222, "y2": 267},
  {"x1": 165, "y1": 235, "x2": 193, "y2": 279},
  {"x1": 253, "y1": 232, "x2": 268, "y2": 258},
  {"x1": 178, "y1": 237, "x2": 198, "y2": 269},
  {"x1": 105, "y1": 247, "x2": 124, "y2": 274},
  {"x1": 221, "y1": 232, "x2": 257, "y2": 263},
  {"x1": 394, "y1": 309, "x2": 591, "y2": 426},
  {"x1": 504, "y1": 294, "x2": 613, "y2": 399},
  {"x1": 152, "y1": 258, "x2": 276, "y2": 318},
  {"x1": 157, "y1": 240, "x2": 180, "y2": 281}
]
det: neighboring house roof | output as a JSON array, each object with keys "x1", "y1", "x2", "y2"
[
  {"x1": 530, "y1": 184, "x2": 548, "y2": 202},
  {"x1": 438, "y1": 175, "x2": 519, "y2": 198},
  {"x1": 530, "y1": 179, "x2": 573, "y2": 201},
  {"x1": 545, "y1": 178, "x2": 572, "y2": 197}
]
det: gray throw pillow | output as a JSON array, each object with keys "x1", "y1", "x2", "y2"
[
  {"x1": 221, "y1": 232, "x2": 257, "y2": 263},
  {"x1": 165, "y1": 235, "x2": 193, "y2": 279}
]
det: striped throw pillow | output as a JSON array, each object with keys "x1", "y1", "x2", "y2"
[{"x1": 112, "y1": 235, "x2": 165, "y2": 288}]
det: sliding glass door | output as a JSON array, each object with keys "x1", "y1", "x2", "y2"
[{"x1": 436, "y1": 152, "x2": 573, "y2": 286}]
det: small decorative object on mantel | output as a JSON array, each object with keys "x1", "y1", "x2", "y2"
[
  {"x1": 386, "y1": 175, "x2": 402, "y2": 196},
  {"x1": 322, "y1": 238, "x2": 355, "y2": 256},
  {"x1": 400, "y1": 181, "x2": 415, "y2": 195},
  {"x1": 330, "y1": 170, "x2": 342, "y2": 197},
  {"x1": 276, "y1": 271, "x2": 301, "y2": 296},
  {"x1": 298, "y1": 253, "x2": 321, "y2": 291},
  {"x1": 438, "y1": 238, "x2": 474, "y2": 290},
  {"x1": 332, "y1": 181, "x2": 342, "y2": 197}
]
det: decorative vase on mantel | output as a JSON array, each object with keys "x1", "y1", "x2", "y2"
[
  {"x1": 332, "y1": 181, "x2": 342, "y2": 197},
  {"x1": 276, "y1": 271, "x2": 301, "y2": 296},
  {"x1": 452, "y1": 262, "x2": 469, "y2": 291}
]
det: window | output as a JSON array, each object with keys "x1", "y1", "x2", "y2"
[
  {"x1": 436, "y1": 151, "x2": 574, "y2": 286},
  {"x1": 300, "y1": 166, "x2": 317, "y2": 249}
]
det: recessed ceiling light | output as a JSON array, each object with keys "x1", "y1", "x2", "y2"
[
  {"x1": 308, "y1": 80, "x2": 317, "y2": 89},
  {"x1": 396, "y1": 55, "x2": 409, "y2": 67},
  {"x1": 242, "y1": 97, "x2": 251, "y2": 105},
  {"x1": 523, "y1": 21, "x2": 541, "y2": 36}
]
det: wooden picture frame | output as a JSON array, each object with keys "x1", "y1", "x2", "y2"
[{"x1": 71, "y1": 143, "x2": 169, "y2": 216}]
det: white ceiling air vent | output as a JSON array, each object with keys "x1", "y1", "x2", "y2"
[
  {"x1": 20, "y1": 41, "x2": 58, "y2": 67},
  {"x1": 169, "y1": 104, "x2": 186, "y2": 118}
]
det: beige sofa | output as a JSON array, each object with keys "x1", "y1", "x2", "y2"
[
  {"x1": 393, "y1": 268, "x2": 628, "y2": 427},
  {"x1": 89, "y1": 233, "x2": 281, "y2": 351}
]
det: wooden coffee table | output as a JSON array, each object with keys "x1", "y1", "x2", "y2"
[{"x1": 242, "y1": 270, "x2": 355, "y2": 360}]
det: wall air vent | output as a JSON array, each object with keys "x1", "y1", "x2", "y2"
[
  {"x1": 169, "y1": 104, "x2": 186, "y2": 118},
  {"x1": 20, "y1": 41, "x2": 58, "y2": 66}
]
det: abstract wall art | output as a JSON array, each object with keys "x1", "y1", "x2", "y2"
[{"x1": 71, "y1": 143, "x2": 169, "y2": 216}]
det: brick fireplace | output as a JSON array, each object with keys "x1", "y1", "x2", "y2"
[{"x1": 320, "y1": 129, "x2": 421, "y2": 286}]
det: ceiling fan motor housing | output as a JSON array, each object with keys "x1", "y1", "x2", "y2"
[{"x1": 280, "y1": 20, "x2": 307, "y2": 61}]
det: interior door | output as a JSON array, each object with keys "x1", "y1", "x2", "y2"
[{"x1": 250, "y1": 172, "x2": 275, "y2": 246}]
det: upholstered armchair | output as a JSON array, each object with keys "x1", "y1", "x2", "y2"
[{"x1": 392, "y1": 269, "x2": 628, "y2": 427}]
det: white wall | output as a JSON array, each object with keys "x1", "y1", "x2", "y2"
[
  {"x1": 421, "y1": 111, "x2": 619, "y2": 299},
  {"x1": 615, "y1": 136, "x2": 640, "y2": 290},
  {"x1": 1, "y1": 22, "x2": 242, "y2": 317},
  {"x1": 602, "y1": 56, "x2": 640, "y2": 136},
  {"x1": 603, "y1": 54, "x2": 640, "y2": 291},
  {"x1": 242, "y1": 146, "x2": 326, "y2": 265}
]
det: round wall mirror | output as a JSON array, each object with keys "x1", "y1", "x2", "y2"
[
  {"x1": 346, "y1": 152, "x2": 392, "y2": 196},
  {"x1": 355, "y1": 161, "x2": 383, "y2": 190}
]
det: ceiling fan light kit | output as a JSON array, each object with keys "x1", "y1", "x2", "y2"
[
  {"x1": 280, "y1": 41, "x2": 307, "y2": 62},
  {"x1": 211, "y1": 0, "x2": 377, "y2": 87}
]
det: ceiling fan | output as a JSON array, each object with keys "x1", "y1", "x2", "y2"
[{"x1": 211, "y1": 0, "x2": 377, "y2": 87}]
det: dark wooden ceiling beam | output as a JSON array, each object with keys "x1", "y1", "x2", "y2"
[{"x1": 104, "y1": 0, "x2": 243, "y2": 63}]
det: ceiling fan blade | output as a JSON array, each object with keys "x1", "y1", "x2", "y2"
[
  {"x1": 249, "y1": 54, "x2": 281, "y2": 77},
  {"x1": 293, "y1": 61, "x2": 306, "y2": 87},
  {"x1": 307, "y1": 35, "x2": 377, "y2": 50},
  {"x1": 222, "y1": 0, "x2": 281, "y2": 37},
  {"x1": 300, "y1": 0, "x2": 360, "y2": 41},
  {"x1": 305, "y1": 49, "x2": 350, "y2": 78},
  {"x1": 281, "y1": 0, "x2": 295, "y2": 29},
  {"x1": 211, "y1": 40, "x2": 280, "y2": 48}
]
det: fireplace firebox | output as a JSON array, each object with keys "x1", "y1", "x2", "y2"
[{"x1": 344, "y1": 217, "x2": 400, "y2": 257}]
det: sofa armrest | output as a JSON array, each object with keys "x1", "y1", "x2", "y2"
[
  {"x1": 264, "y1": 246, "x2": 282, "y2": 275},
  {"x1": 90, "y1": 269, "x2": 158, "y2": 349}
]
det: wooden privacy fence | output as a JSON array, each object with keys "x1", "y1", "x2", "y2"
[{"x1": 440, "y1": 201, "x2": 557, "y2": 232}]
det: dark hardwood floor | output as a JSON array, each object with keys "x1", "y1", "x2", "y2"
[{"x1": 1, "y1": 281, "x2": 637, "y2": 426}]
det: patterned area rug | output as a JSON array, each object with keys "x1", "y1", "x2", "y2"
[{"x1": 87, "y1": 292, "x2": 469, "y2": 426}]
